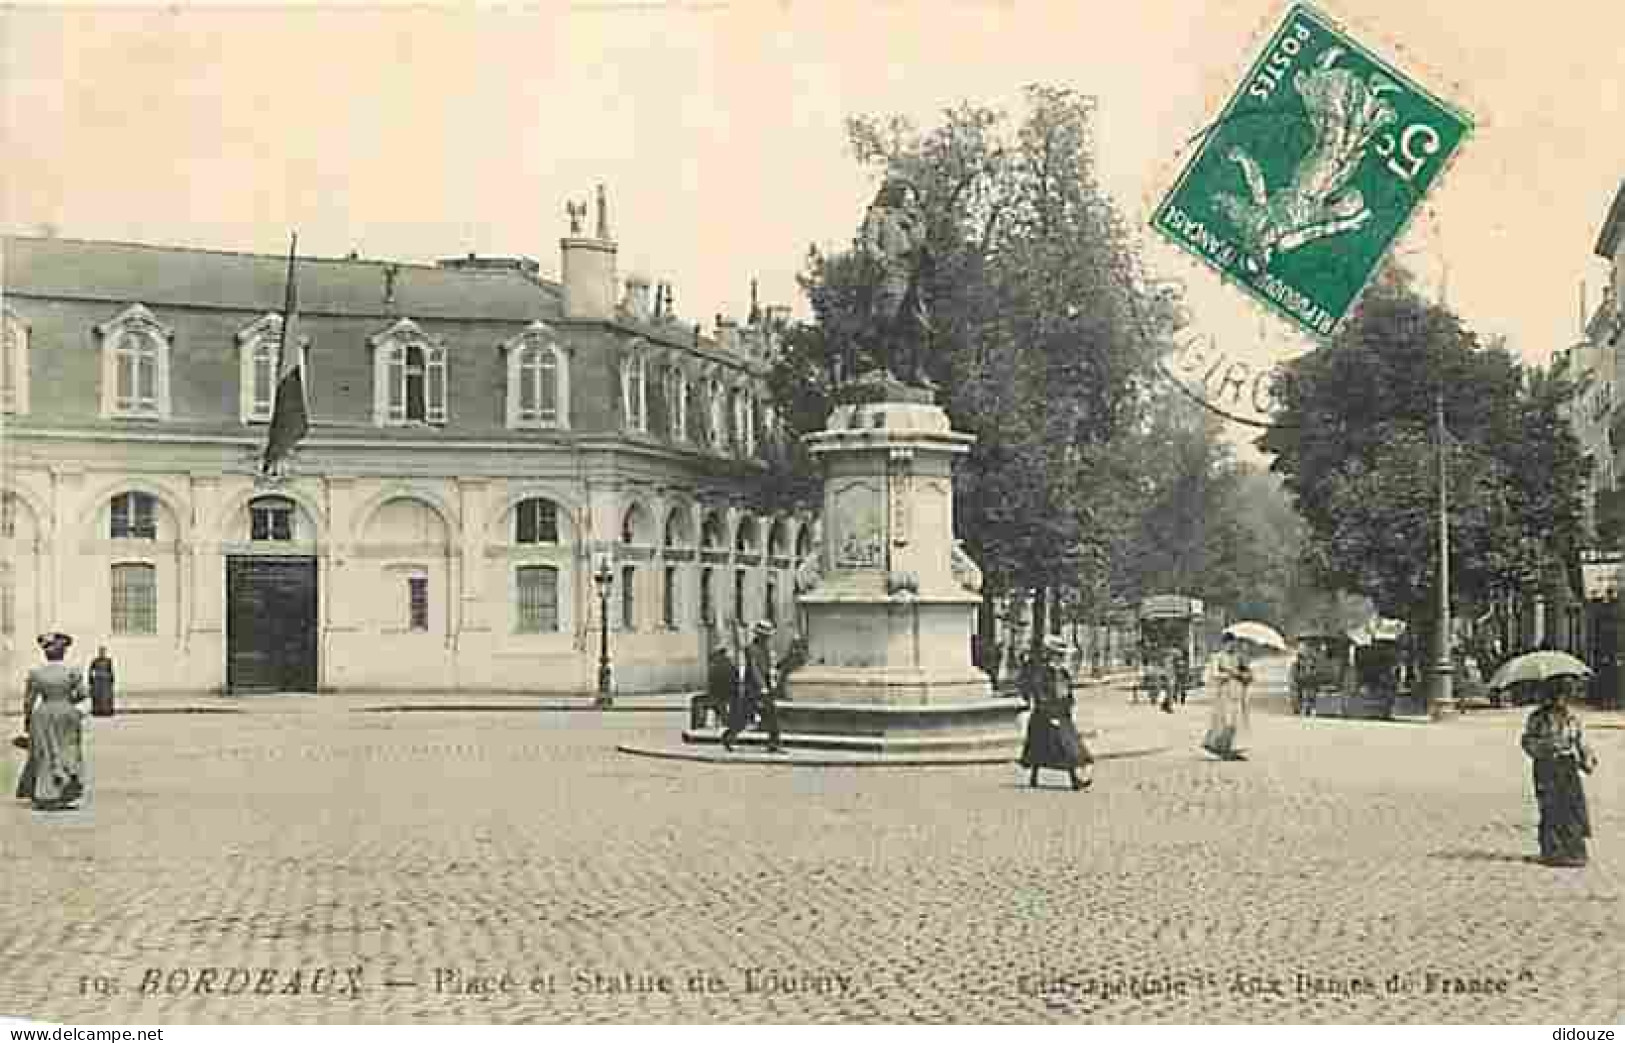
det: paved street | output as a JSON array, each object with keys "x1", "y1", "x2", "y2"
[{"x1": 3, "y1": 660, "x2": 1620, "y2": 1024}]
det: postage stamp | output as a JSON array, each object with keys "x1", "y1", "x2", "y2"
[{"x1": 1151, "y1": 2, "x2": 1473, "y2": 339}]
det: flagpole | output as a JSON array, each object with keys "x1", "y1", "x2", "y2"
[{"x1": 262, "y1": 233, "x2": 299, "y2": 476}]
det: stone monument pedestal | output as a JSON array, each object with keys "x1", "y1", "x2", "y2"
[{"x1": 688, "y1": 384, "x2": 1022, "y2": 758}]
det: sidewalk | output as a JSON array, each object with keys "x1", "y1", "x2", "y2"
[{"x1": 109, "y1": 688, "x2": 698, "y2": 715}]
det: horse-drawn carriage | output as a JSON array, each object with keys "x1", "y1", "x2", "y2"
[
  {"x1": 1137, "y1": 594, "x2": 1204, "y2": 707},
  {"x1": 1293, "y1": 619, "x2": 1408, "y2": 718}
]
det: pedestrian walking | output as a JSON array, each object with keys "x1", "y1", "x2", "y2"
[
  {"x1": 89, "y1": 646, "x2": 116, "y2": 718},
  {"x1": 1201, "y1": 634, "x2": 1253, "y2": 761},
  {"x1": 699, "y1": 639, "x2": 735, "y2": 732},
  {"x1": 1520, "y1": 676, "x2": 1597, "y2": 867},
  {"x1": 1019, "y1": 635, "x2": 1093, "y2": 791},
  {"x1": 744, "y1": 621, "x2": 784, "y2": 753},
  {"x1": 718, "y1": 636, "x2": 751, "y2": 751},
  {"x1": 18, "y1": 632, "x2": 89, "y2": 811}
]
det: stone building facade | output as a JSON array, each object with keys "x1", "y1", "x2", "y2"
[{"x1": 0, "y1": 196, "x2": 814, "y2": 695}]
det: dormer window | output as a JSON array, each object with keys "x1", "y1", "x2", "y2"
[
  {"x1": 371, "y1": 318, "x2": 447, "y2": 426},
  {"x1": 110, "y1": 492, "x2": 157, "y2": 540},
  {"x1": 503, "y1": 322, "x2": 569, "y2": 430},
  {"x1": 97, "y1": 304, "x2": 173, "y2": 420},
  {"x1": 238, "y1": 313, "x2": 309, "y2": 424}
]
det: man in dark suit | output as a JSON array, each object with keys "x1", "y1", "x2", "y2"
[{"x1": 744, "y1": 621, "x2": 784, "y2": 753}]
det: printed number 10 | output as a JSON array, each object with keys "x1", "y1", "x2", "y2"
[{"x1": 1376, "y1": 124, "x2": 1442, "y2": 183}]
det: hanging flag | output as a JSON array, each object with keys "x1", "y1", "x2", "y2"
[{"x1": 263, "y1": 234, "x2": 308, "y2": 473}]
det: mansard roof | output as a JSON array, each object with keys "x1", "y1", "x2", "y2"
[{"x1": 2, "y1": 235, "x2": 562, "y2": 322}]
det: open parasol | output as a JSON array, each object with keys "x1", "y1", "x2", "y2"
[
  {"x1": 1487, "y1": 650, "x2": 1592, "y2": 691},
  {"x1": 1222, "y1": 621, "x2": 1289, "y2": 652}
]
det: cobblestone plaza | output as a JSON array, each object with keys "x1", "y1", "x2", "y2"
[{"x1": 4, "y1": 668, "x2": 1619, "y2": 1024}]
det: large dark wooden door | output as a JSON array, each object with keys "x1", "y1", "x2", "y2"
[{"x1": 227, "y1": 556, "x2": 318, "y2": 693}]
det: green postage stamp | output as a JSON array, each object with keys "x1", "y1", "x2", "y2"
[{"x1": 1152, "y1": 3, "x2": 1472, "y2": 338}]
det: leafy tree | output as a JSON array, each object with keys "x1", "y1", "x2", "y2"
[
  {"x1": 761, "y1": 86, "x2": 1175, "y2": 655},
  {"x1": 1260, "y1": 266, "x2": 1588, "y2": 659}
]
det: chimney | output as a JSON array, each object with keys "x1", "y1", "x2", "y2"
[
  {"x1": 622, "y1": 272, "x2": 653, "y2": 321},
  {"x1": 560, "y1": 183, "x2": 617, "y2": 321}
]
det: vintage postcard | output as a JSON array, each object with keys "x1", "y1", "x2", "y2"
[{"x1": 1, "y1": 0, "x2": 1619, "y2": 1029}]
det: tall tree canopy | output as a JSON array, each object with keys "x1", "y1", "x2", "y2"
[
  {"x1": 762, "y1": 87, "x2": 1178, "y2": 649},
  {"x1": 1260, "y1": 267, "x2": 1588, "y2": 646}
]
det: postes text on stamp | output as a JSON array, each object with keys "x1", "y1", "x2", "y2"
[{"x1": 1151, "y1": 3, "x2": 1471, "y2": 339}]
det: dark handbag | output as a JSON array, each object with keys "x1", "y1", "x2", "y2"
[{"x1": 11, "y1": 735, "x2": 28, "y2": 751}]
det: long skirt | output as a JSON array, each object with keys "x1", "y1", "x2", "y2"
[
  {"x1": 1532, "y1": 757, "x2": 1590, "y2": 863},
  {"x1": 26, "y1": 700, "x2": 85, "y2": 808},
  {"x1": 1021, "y1": 709, "x2": 1090, "y2": 770},
  {"x1": 1202, "y1": 683, "x2": 1248, "y2": 758}
]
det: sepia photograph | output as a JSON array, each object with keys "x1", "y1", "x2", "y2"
[{"x1": 1, "y1": 0, "x2": 1619, "y2": 1027}]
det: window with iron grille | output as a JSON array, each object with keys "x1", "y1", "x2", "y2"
[
  {"x1": 110, "y1": 492, "x2": 157, "y2": 540},
  {"x1": 516, "y1": 565, "x2": 559, "y2": 633},
  {"x1": 250, "y1": 497, "x2": 295, "y2": 541},
  {"x1": 407, "y1": 575, "x2": 429, "y2": 632},
  {"x1": 515, "y1": 499, "x2": 559, "y2": 545},
  {"x1": 111, "y1": 563, "x2": 157, "y2": 635},
  {"x1": 765, "y1": 577, "x2": 777, "y2": 625},
  {"x1": 700, "y1": 567, "x2": 715, "y2": 626},
  {"x1": 620, "y1": 565, "x2": 636, "y2": 630},
  {"x1": 734, "y1": 570, "x2": 747, "y2": 624},
  {"x1": 662, "y1": 565, "x2": 677, "y2": 630}
]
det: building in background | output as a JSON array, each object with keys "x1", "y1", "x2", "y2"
[{"x1": 0, "y1": 190, "x2": 815, "y2": 695}]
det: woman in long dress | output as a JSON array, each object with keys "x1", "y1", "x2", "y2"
[
  {"x1": 1202, "y1": 634, "x2": 1253, "y2": 761},
  {"x1": 20, "y1": 632, "x2": 88, "y2": 811},
  {"x1": 1020, "y1": 636, "x2": 1094, "y2": 791},
  {"x1": 1520, "y1": 676, "x2": 1596, "y2": 867}
]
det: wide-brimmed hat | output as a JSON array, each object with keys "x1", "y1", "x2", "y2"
[
  {"x1": 753, "y1": 620, "x2": 776, "y2": 637},
  {"x1": 36, "y1": 631, "x2": 72, "y2": 652}
]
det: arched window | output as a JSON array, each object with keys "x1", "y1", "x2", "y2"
[
  {"x1": 663, "y1": 507, "x2": 690, "y2": 549},
  {"x1": 371, "y1": 318, "x2": 447, "y2": 426},
  {"x1": 110, "y1": 492, "x2": 157, "y2": 540},
  {"x1": 237, "y1": 313, "x2": 308, "y2": 425},
  {"x1": 97, "y1": 304, "x2": 172, "y2": 420},
  {"x1": 708, "y1": 381, "x2": 727, "y2": 449},
  {"x1": 667, "y1": 370, "x2": 690, "y2": 441},
  {"x1": 514, "y1": 498, "x2": 560, "y2": 545},
  {"x1": 249, "y1": 496, "x2": 296, "y2": 541},
  {"x1": 621, "y1": 352, "x2": 648, "y2": 432},
  {"x1": 504, "y1": 323, "x2": 568, "y2": 429},
  {"x1": 735, "y1": 516, "x2": 759, "y2": 555},
  {"x1": 701, "y1": 513, "x2": 727, "y2": 551}
]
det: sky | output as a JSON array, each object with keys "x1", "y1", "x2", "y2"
[{"x1": 4, "y1": 0, "x2": 1623, "y2": 426}]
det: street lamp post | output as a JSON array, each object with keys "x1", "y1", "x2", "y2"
[
  {"x1": 1430, "y1": 391, "x2": 1457, "y2": 718},
  {"x1": 593, "y1": 554, "x2": 614, "y2": 708}
]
